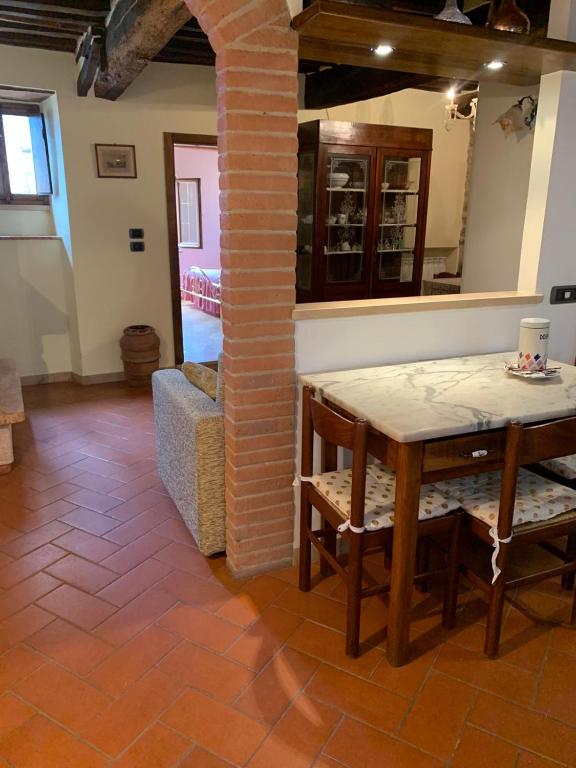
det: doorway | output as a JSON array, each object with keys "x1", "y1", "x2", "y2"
[{"x1": 164, "y1": 132, "x2": 222, "y2": 365}]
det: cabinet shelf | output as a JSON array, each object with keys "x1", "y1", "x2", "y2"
[
  {"x1": 382, "y1": 189, "x2": 418, "y2": 195},
  {"x1": 325, "y1": 250, "x2": 364, "y2": 255},
  {"x1": 380, "y1": 222, "x2": 415, "y2": 227},
  {"x1": 326, "y1": 187, "x2": 366, "y2": 192},
  {"x1": 378, "y1": 249, "x2": 414, "y2": 254},
  {"x1": 326, "y1": 223, "x2": 367, "y2": 227}
]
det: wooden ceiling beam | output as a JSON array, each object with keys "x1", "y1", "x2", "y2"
[
  {"x1": 94, "y1": 0, "x2": 192, "y2": 100},
  {"x1": 0, "y1": 30, "x2": 76, "y2": 51},
  {"x1": 304, "y1": 65, "x2": 435, "y2": 108}
]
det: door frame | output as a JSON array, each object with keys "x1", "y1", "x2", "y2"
[{"x1": 163, "y1": 132, "x2": 218, "y2": 365}]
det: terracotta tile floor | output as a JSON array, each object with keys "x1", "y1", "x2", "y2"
[{"x1": 0, "y1": 382, "x2": 575, "y2": 767}]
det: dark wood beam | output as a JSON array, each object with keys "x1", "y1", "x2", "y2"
[
  {"x1": 0, "y1": 29, "x2": 76, "y2": 51},
  {"x1": 95, "y1": 0, "x2": 192, "y2": 100},
  {"x1": 305, "y1": 65, "x2": 434, "y2": 108},
  {"x1": 294, "y1": 1, "x2": 568, "y2": 87}
]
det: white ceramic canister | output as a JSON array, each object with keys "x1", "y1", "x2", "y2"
[{"x1": 518, "y1": 317, "x2": 550, "y2": 371}]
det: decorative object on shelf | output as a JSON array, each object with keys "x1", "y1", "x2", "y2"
[
  {"x1": 338, "y1": 226, "x2": 353, "y2": 252},
  {"x1": 328, "y1": 171, "x2": 349, "y2": 188},
  {"x1": 495, "y1": 95, "x2": 538, "y2": 135},
  {"x1": 445, "y1": 87, "x2": 478, "y2": 132},
  {"x1": 392, "y1": 195, "x2": 406, "y2": 225},
  {"x1": 95, "y1": 144, "x2": 137, "y2": 178},
  {"x1": 434, "y1": 0, "x2": 472, "y2": 25},
  {"x1": 120, "y1": 325, "x2": 160, "y2": 386},
  {"x1": 339, "y1": 191, "x2": 355, "y2": 222},
  {"x1": 489, "y1": 0, "x2": 531, "y2": 34}
]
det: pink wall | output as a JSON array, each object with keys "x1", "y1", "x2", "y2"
[{"x1": 174, "y1": 145, "x2": 220, "y2": 276}]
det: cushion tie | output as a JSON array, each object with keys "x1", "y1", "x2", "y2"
[
  {"x1": 337, "y1": 520, "x2": 365, "y2": 534},
  {"x1": 293, "y1": 475, "x2": 315, "y2": 487},
  {"x1": 488, "y1": 526, "x2": 513, "y2": 585}
]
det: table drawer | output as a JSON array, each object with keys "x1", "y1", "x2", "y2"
[{"x1": 423, "y1": 431, "x2": 505, "y2": 473}]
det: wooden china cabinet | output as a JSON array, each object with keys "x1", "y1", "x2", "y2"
[{"x1": 296, "y1": 120, "x2": 433, "y2": 303}]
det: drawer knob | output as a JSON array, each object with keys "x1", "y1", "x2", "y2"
[{"x1": 460, "y1": 449, "x2": 490, "y2": 459}]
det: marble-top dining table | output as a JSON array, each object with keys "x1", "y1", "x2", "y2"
[{"x1": 300, "y1": 351, "x2": 576, "y2": 665}]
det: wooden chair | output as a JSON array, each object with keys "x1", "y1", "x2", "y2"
[
  {"x1": 438, "y1": 417, "x2": 576, "y2": 658},
  {"x1": 298, "y1": 385, "x2": 464, "y2": 658}
]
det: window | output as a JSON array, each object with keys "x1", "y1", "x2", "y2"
[
  {"x1": 0, "y1": 104, "x2": 52, "y2": 204},
  {"x1": 176, "y1": 179, "x2": 202, "y2": 248}
]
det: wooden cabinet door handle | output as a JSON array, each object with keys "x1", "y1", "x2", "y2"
[{"x1": 460, "y1": 449, "x2": 490, "y2": 459}]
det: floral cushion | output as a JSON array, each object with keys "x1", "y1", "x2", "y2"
[
  {"x1": 306, "y1": 463, "x2": 460, "y2": 531},
  {"x1": 539, "y1": 455, "x2": 576, "y2": 481},
  {"x1": 435, "y1": 468, "x2": 576, "y2": 527}
]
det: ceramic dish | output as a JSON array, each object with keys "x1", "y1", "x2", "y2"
[
  {"x1": 328, "y1": 173, "x2": 349, "y2": 188},
  {"x1": 505, "y1": 362, "x2": 562, "y2": 380}
]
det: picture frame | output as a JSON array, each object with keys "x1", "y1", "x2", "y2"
[
  {"x1": 95, "y1": 144, "x2": 137, "y2": 178},
  {"x1": 176, "y1": 178, "x2": 202, "y2": 249}
]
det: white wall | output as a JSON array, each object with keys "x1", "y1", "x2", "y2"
[
  {"x1": 0, "y1": 44, "x2": 218, "y2": 377},
  {"x1": 0, "y1": 239, "x2": 72, "y2": 377},
  {"x1": 299, "y1": 88, "x2": 470, "y2": 254},
  {"x1": 0, "y1": 206, "x2": 54, "y2": 236},
  {"x1": 462, "y1": 83, "x2": 537, "y2": 293}
]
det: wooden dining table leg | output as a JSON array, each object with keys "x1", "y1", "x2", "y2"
[{"x1": 387, "y1": 440, "x2": 423, "y2": 667}]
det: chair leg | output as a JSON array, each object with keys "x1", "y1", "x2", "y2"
[
  {"x1": 320, "y1": 522, "x2": 337, "y2": 578},
  {"x1": 416, "y1": 538, "x2": 431, "y2": 594},
  {"x1": 298, "y1": 486, "x2": 312, "y2": 592},
  {"x1": 484, "y1": 580, "x2": 506, "y2": 659},
  {"x1": 442, "y1": 514, "x2": 462, "y2": 629},
  {"x1": 345, "y1": 534, "x2": 364, "y2": 658},
  {"x1": 384, "y1": 538, "x2": 392, "y2": 571},
  {"x1": 562, "y1": 533, "x2": 576, "y2": 590}
]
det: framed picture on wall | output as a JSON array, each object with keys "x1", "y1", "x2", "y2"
[
  {"x1": 95, "y1": 144, "x2": 137, "y2": 178},
  {"x1": 176, "y1": 178, "x2": 202, "y2": 248}
]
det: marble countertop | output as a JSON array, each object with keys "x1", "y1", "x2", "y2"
[{"x1": 300, "y1": 352, "x2": 576, "y2": 443}]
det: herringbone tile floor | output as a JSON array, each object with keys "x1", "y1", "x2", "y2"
[{"x1": 0, "y1": 382, "x2": 575, "y2": 767}]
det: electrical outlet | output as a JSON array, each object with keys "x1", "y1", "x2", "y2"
[
  {"x1": 550, "y1": 285, "x2": 576, "y2": 304},
  {"x1": 130, "y1": 241, "x2": 145, "y2": 252},
  {"x1": 129, "y1": 228, "x2": 144, "y2": 239}
]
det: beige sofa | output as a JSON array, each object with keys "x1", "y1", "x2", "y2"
[{"x1": 152, "y1": 363, "x2": 225, "y2": 555}]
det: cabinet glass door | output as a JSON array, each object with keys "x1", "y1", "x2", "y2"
[
  {"x1": 376, "y1": 156, "x2": 421, "y2": 285},
  {"x1": 324, "y1": 153, "x2": 370, "y2": 285},
  {"x1": 296, "y1": 150, "x2": 315, "y2": 294}
]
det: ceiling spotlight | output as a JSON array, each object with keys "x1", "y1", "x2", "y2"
[
  {"x1": 485, "y1": 60, "x2": 505, "y2": 70},
  {"x1": 374, "y1": 44, "x2": 394, "y2": 57}
]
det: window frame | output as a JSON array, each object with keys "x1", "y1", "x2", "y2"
[
  {"x1": 176, "y1": 178, "x2": 203, "y2": 249},
  {"x1": 0, "y1": 102, "x2": 51, "y2": 206}
]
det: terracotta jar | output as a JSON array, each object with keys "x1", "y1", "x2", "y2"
[
  {"x1": 489, "y1": 0, "x2": 531, "y2": 34},
  {"x1": 120, "y1": 325, "x2": 160, "y2": 387}
]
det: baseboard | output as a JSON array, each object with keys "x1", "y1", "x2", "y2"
[
  {"x1": 21, "y1": 371, "x2": 72, "y2": 386},
  {"x1": 21, "y1": 370, "x2": 126, "y2": 386},
  {"x1": 71, "y1": 371, "x2": 126, "y2": 386}
]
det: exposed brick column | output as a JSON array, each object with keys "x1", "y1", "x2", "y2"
[{"x1": 185, "y1": 0, "x2": 298, "y2": 576}]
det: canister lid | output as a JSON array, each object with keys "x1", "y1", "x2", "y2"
[{"x1": 520, "y1": 317, "x2": 550, "y2": 328}]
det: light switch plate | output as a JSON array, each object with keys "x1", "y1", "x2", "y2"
[{"x1": 550, "y1": 285, "x2": 576, "y2": 304}]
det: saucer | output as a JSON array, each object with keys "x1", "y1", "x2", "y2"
[{"x1": 505, "y1": 362, "x2": 561, "y2": 380}]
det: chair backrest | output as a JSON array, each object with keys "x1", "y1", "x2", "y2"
[
  {"x1": 301, "y1": 385, "x2": 369, "y2": 528},
  {"x1": 497, "y1": 416, "x2": 576, "y2": 537}
]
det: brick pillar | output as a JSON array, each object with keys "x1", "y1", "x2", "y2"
[{"x1": 185, "y1": 0, "x2": 298, "y2": 576}]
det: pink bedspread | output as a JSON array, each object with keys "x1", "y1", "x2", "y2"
[{"x1": 181, "y1": 267, "x2": 221, "y2": 317}]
